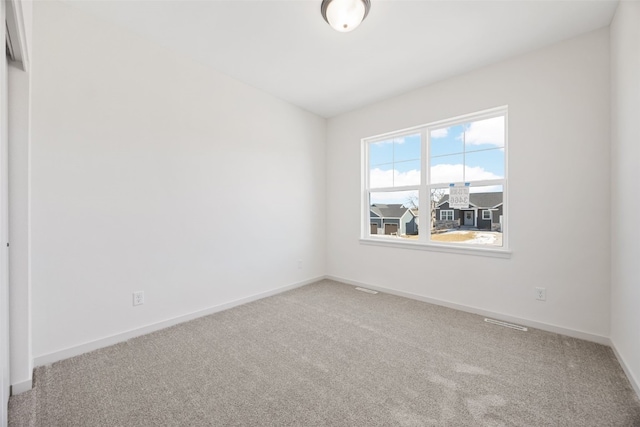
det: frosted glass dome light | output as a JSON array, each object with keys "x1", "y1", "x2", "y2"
[{"x1": 321, "y1": 0, "x2": 371, "y2": 33}]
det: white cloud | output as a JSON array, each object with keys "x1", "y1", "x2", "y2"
[
  {"x1": 372, "y1": 165, "x2": 499, "y2": 188},
  {"x1": 369, "y1": 167, "x2": 420, "y2": 188},
  {"x1": 430, "y1": 164, "x2": 501, "y2": 185},
  {"x1": 370, "y1": 164, "x2": 501, "y2": 201},
  {"x1": 464, "y1": 116, "x2": 504, "y2": 147},
  {"x1": 431, "y1": 128, "x2": 448, "y2": 138}
]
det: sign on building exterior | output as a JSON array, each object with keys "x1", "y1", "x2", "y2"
[{"x1": 449, "y1": 184, "x2": 470, "y2": 209}]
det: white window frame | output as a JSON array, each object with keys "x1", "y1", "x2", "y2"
[
  {"x1": 440, "y1": 210, "x2": 454, "y2": 221},
  {"x1": 361, "y1": 106, "x2": 509, "y2": 258},
  {"x1": 482, "y1": 210, "x2": 492, "y2": 221}
]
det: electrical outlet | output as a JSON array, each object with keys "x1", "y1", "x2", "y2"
[
  {"x1": 133, "y1": 291, "x2": 144, "y2": 306},
  {"x1": 535, "y1": 287, "x2": 546, "y2": 301},
  {"x1": 298, "y1": 259, "x2": 302, "y2": 270}
]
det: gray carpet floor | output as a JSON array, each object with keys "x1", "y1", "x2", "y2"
[{"x1": 8, "y1": 279, "x2": 640, "y2": 426}]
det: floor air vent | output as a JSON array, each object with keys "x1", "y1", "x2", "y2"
[
  {"x1": 355, "y1": 287, "x2": 378, "y2": 294},
  {"x1": 484, "y1": 318, "x2": 528, "y2": 331}
]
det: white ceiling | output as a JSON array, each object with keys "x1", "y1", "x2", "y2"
[{"x1": 64, "y1": 0, "x2": 618, "y2": 118}]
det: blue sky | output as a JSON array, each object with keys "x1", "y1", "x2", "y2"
[{"x1": 369, "y1": 134, "x2": 420, "y2": 169}]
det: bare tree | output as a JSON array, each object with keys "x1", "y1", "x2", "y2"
[
  {"x1": 404, "y1": 190, "x2": 446, "y2": 231},
  {"x1": 404, "y1": 194, "x2": 418, "y2": 209}
]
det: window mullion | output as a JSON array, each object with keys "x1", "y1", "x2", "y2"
[
  {"x1": 419, "y1": 128, "x2": 429, "y2": 243},
  {"x1": 369, "y1": 185, "x2": 420, "y2": 193},
  {"x1": 462, "y1": 126, "x2": 466, "y2": 183}
]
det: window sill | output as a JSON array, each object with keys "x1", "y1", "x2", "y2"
[{"x1": 359, "y1": 237, "x2": 512, "y2": 259}]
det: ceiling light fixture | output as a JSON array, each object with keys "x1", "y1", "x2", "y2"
[{"x1": 321, "y1": 0, "x2": 371, "y2": 33}]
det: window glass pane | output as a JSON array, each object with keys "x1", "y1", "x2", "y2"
[
  {"x1": 430, "y1": 124, "x2": 464, "y2": 156},
  {"x1": 394, "y1": 133, "x2": 421, "y2": 162},
  {"x1": 464, "y1": 148, "x2": 505, "y2": 180},
  {"x1": 369, "y1": 139, "x2": 393, "y2": 167},
  {"x1": 464, "y1": 116, "x2": 505, "y2": 151},
  {"x1": 369, "y1": 135, "x2": 421, "y2": 189},
  {"x1": 369, "y1": 163, "x2": 394, "y2": 189},
  {"x1": 430, "y1": 185, "x2": 503, "y2": 247},
  {"x1": 430, "y1": 154, "x2": 463, "y2": 184},
  {"x1": 430, "y1": 187, "x2": 450, "y2": 230},
  {"x1": 369, "y1": 191, "x2": 419, "y2": 239},
  {"x1": 394, "y1": 159, "x2": 421, "y2": 186},
  {"x1": 370, "y1": 190, "x2": 418, "y2": 207}
]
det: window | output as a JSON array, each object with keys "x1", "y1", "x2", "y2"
[
  {"x1": 363, "y1": 107, "x2": 507, "y2": 254},
  {"x1": 367, "y1": 133, "x2": 421, "y2": 241},
  {"x1": 440, "y1": 210, "x2": 454, "y2": 221}
]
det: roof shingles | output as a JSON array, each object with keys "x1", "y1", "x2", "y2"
[{"x1": 370, "y1": 204, "x2": 412, "y2": 218}]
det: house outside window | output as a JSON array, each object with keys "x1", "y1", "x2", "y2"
[{"x1": 362, "y1": 106, "x2": 508, "y2": 255}]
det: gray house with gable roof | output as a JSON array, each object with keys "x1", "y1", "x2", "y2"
[
  {"x1": 435, "y1": 192, "x2": 503, "y2": 231},
  {"x1": 370, "y1": 204, "x2": 418, "y2": 236}
]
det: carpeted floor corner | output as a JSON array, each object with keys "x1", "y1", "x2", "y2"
[
  {"x1": 8, "y1": 387, "x2": 36, "y2": 427},
  {"x1": 9, "y1": 279, "x2": 640, "y2": 426}
]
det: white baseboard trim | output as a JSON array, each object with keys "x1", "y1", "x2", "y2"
[
  {"x1": 34, "y1": 276, "x2": 324, "y2": 367},
  {"x1": 325, "y1": 275, "x2": 611, "y2": 346},
  {"x1": 10, "y1": 378, "x2": 32, "y2": 396},
  {"x1": 610, "y1": 340, "x2": 640, "y2": 399}
]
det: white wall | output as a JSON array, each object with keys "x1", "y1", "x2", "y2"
[
  {"x1": 8, "y1": 62, "x2": 31, "y2": 393},
  {"x1": 30, "y1": 1, "x2": 326, "y2": 362},
  {"x1": 327, "y1": 29, "x2": 611, "y2": 339},
  {"x1": 1, "y1": 0, "x2": 10, "y2": 421},
  {"x1": 610, "y1": 0, "x2": 640, "y2": 395}
]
